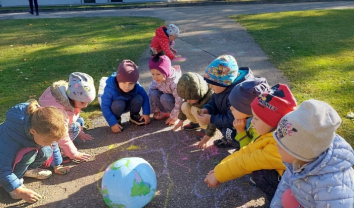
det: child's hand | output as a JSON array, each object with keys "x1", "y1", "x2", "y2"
[
  {"x1": 204, "y1": 171, "x2": 220, "y2": 188},
  {"x1": 111, "y1": 123, "x2": 123, "y2": 133},
  {"x1": 78, "y1": 131, "x2": 94, "y2": 142},
  {"x1": 141, "y1": 115, "x2": 150, "y2": 125},
  {"x1": 175, "y1": 54, "x2": 182, "y2": 58},
  {"x1": 233, "y1": 119, "x2": 247, "y2": 133},
  {"x1": 13, "y1": 186, "x2": 42, "y2": 203},
  {"x1": 197, "y1": 135, "x2": 210, "y2": 149},
  {"x1": 165, "y1": 117, "x2": 178, "y2": 126},
  {"x1": 54, "y1": 165, "x2": 70, "y2": 175},
  {"x1": 171, "y1": 48, "x2": 178, "y2": 54},
  {"x1": 197, "y1": 113, "x2": 211, "y2": 125},
  {"x1": 73, "y1": 152, "x2": 91, "y2": 163},
  {"x1": 173, "y1": 120, "x2": 184, "y2": 131},
  {"x1": 199, "y1": 108, "x2": 209, "y2": 115}
]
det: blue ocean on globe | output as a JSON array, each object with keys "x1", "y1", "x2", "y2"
[{"x1": 101, "y1": 157, "x2": 157, "y2": 208}]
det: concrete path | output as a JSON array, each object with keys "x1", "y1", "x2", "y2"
[{"x1": 0, "y1": 2, "x2": 354, "y2": 208}]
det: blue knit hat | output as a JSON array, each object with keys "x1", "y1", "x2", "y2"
[
  {"x1": 204, "y1": 55, "x2": 239, "y2": 87},
  {"x1": 228, "y1": 77, "x2": 270, "y2": 115}
]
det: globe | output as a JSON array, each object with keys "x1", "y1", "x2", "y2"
[{"x1": 101, "y1": 157, "x2": 157, "y2": 208}]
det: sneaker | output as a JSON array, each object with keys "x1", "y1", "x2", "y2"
[
  {"x1": 129, "y1": 113, "x2": 145, "y2": 126},
  {"x1": 29, "y1": 11, "x2": 34, "y2": 15},
  {"x1": 213, "y1": 138, "x2": 233, "y2": 148},
  {"x1": 196, "y1": 129, "x2": 206, "y2": 141},
  {"x1": 183, "y1": 122, "x2": 201, "y2": 131},
  {"x1": 24, "y1": 168, "x2": 52, "y2": 180}
]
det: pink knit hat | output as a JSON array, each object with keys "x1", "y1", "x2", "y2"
[{"x1": 148, "y1": 55, "x2": 172, "y2": 78}]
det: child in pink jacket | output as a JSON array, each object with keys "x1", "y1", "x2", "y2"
[{"x1": 39, "y1": 72, "x2": 96, "y2": 163}]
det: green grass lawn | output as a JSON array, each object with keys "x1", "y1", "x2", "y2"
[
  {"x1": 233, "y1": 9, "x2": 354, "y2": 145},
  {"x1": 0, "y1": 17, "x2": 164, "y2": 125}
]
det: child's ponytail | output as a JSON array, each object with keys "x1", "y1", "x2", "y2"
[
  {"x1": 151, "y1": 51, "x2": 165, "y2": 63},
  {"x1": 28, "y1": 99, "x2": 67, "y2": 141}
]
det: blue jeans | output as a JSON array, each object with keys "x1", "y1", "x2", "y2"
[
  {"x1": 149, "y1": 90, "x2": 175, "y2": 113},
  {"x1": 69, "y1": 117, "x2": 84, "y2": 141},
  {"x1": 13, "y1": 146, "x2": 52, "y2": 179},
  {"x1": 111, "y1": 94, "x2": 143, "y2": 118}
]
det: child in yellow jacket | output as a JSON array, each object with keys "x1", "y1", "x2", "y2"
[{"x1": 204, "y1": 84, "x2": 297, "y2": 201}]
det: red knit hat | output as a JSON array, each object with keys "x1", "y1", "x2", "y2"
[
  {"x1": 148, "y1": 55, "x2": 172, "y2": 78},
  {"x1": 251, "y1": 84, "x2": 297, "y2": 127},
  {"x1": 116, "y1": 60, "x2": 139, "y2": 83}
]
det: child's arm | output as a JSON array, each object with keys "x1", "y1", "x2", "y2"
[
  {"x1": 51, "y1": 142, "x2": 70, "y2": 175},
  {"x1": 204, "y1": 170, "x2": 220, "y2": 188},
  {"x1": 159, "y1": 38, "x2": 175, "y2": 60},
  {"x1": 166, "y1": 80, "x2": 183, "y2": 125},
  {"x1": 214, "y1": 139, "x2": 285, "y2": 183},
  {"x1": 11, "y1": 186, "x2": 42, "y2": 203},
  {"x1": 101, "y1": 90, "x2": 118, "y2": 127}
]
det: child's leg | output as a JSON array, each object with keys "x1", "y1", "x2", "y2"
[
  {"x1": 111, "y1": 99, "x2": 128, "y2": 118},
  {"x1": 128, "y1": 94, "x2": 143, "y2": 115},
  {"x1": 33, "y1": 0, "x2": 38, "y2": 15},
  {"x1": 150, "y1": 90, "x2": 165, "y2": 112},
  {"x1": 189, "y1": 105, "x2": 208, "y2": 129},
  {"x1": 251, "y1": 169, "x2": 280, "y2": 201},
  {"x1": 29, "y1": 0, "x2": 34, "y2": 13},
  {"x1": 214, "y1": 127, "x2": 238, "y2": 148},
  {"x1": 13, "y1": 146, "x2": 52, "y2": 179},
  {"x1": 160, "y1": 93, "x2": 175, "y2": 113}
]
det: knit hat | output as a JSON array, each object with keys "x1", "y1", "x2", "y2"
[
  {"x1": 67, "y1": 72, "x2": 96, "y2": 103},
  {"x1": 204, "y1": 55, "x2": 239, "y2": 87},
  {"x1": 229, "y1": 77, "x2": 270, "y2": 115},
  {"x1": 166, "y1": 24, "x2": 179, "y2": 37},
  {"x1": 116, "y1": 60, "x2": 139, "y2": 83},
  {"x1": 251, "y1": 84, "x2": 297, "y2": 127},
  {"x1": 273, "y1": 99, "x2": 341, "y2": 162},
  {"x1": 148, "y1": 55, "x2": 172, "y2": 78},
  {"x1": 177, "y1": 72, "x2": 209, "y2": 100}
]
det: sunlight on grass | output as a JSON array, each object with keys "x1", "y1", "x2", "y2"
[
  {"x1": 0, "y1": 17, "x2": 164, "y2": 123},
  {"x1": 233, "y1": 9, "x2": 354, "y2": 145}
]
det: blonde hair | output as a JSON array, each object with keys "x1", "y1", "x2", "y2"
[{"x1": 27, "y1": 99, "x2": 67, "y2": 141}]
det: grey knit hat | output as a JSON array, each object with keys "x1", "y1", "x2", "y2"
[
  {"x1": 273, "y1": 99, "x2": 342, "y2": 162},
  {"x1": 228, "y1": 77, "x2": 270, "y2": 115},
  {"x1": 67, "y1": 72, "x2": 96, "y2": 103},
  {"x1": 177, "y1": 72, "x2": 209, "y2": 100}
]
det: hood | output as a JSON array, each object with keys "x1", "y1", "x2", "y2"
[
  {"x1": 50, "y1": 80, "x2": 74, "y2": 112},
  {"x1": 155, "y1": 26, "x2": 168, "y2": 39}
]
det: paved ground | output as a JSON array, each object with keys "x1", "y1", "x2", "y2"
[{"x1": 1, "y1": 1, "x2": 354, "y2": 208}]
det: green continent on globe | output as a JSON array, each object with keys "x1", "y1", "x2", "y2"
[
  {"x1": 110, "y1": 158, "x2": 131, "y2": 170},
  {"x1": 131, "y1": 179, "x2": 151, "y2": 197}
]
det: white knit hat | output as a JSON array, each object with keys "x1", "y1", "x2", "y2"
[
  {"x1": 67, "y1": 72, "x2": 96, "y2": 103},
  {"x1": 273, "y1": 99, "x2": 341, "y2": 162},
  {"x1": 167, "y1": 24, "x2": 179, "y2": 37}
]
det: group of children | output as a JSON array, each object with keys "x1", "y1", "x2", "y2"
[{"x1": 1, "y1": 23, "x2": 354, "y2": 207}]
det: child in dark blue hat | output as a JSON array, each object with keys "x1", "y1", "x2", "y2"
[{"x1": 228, "y1": 77, "x2": 270, "y2": 148}]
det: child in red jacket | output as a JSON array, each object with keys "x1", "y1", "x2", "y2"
[{"x1": 150, "y1": 24, "x2": 182, "y2": 60}]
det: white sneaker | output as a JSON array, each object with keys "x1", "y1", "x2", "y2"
[{"x1": 24, "y1": 168, "x2": 52, "y2": 180}]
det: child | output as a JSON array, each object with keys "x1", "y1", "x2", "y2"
[
  {"x1": 228, "y1": 77, "x2": 270, "y2": 148},
  {"x1": 196, "y1": 55, "x2": 254, "y2": 149},
  {"x1": 150, "y1": 24, "x2": 181, "y2": 61},
  {"x1": 0, "y1": 100, "x2": 68, "y2": 203},
  {"x1": 173, "y1": 72, "x2": 213, "y2": 132},
  {"x1": 149, "y1": 53, "x2": 183, "y2": 126},
  {"x1": 39, "y1": 72, "x2": 95, "y2": 163},
  {"x1": 101, "y1": 60, "x2": 150, "y2": 133},
  {"x1": 204, "y1": 84, "x2": 297, "y2": 201},
  {"x1": 271, "y1": 99, "x2": 354, "y2": 208}
]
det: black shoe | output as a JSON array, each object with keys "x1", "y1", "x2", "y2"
[
  {"x1": 196, "y1": 129, "x2": 206, "y2": 141},
  {"x1": 29, "y1": 11, "x2": 34, "y2": 15},
  {"x1": 117, "y1": 117, "x2": 122, "y2": 126},
  {"x1": 213, "y1": 138, "x2": 232, "y2": 148},
  {"x1": 183, "y1": 122, "x2": 201, "y2": 131},
  {"x1": 36, "y1": 13, "x2": 39, "y2": 16},
  {"x1": 129, "y1": 114, "x2": 145, "y2": 126}
]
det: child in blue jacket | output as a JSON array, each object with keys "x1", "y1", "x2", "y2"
[
  {"x1": 0, "y1": 100, "x2": 68, "y2": 203},
  {"x1": 271, "y1": 100, "x2": 354, "y2": 208},
  {"x1": 196, "y1": 55, "x2": 254, "y2": 149},
  {"x1": 101, "y1": 60, "x2": 150, "y2": 133}
]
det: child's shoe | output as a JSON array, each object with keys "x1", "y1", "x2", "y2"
[
  {"x1": 196, "y1": 129, "x2": 206, "y2": 141},
  {"x1": 213, "y1": 138, "x2": 240, "y2": 149},
  {"x1": 129, "y1": 113, "x2": 145, "y2": 126},
  {"x1": 183, "y1": 122, "x2": 201, "y2": 131},
  {"x1": 153, "y1": 112, "x2": 170, "y2": 120},
  {"x1": 24, "y1": 168, "x2": 52, "y2": 180}
]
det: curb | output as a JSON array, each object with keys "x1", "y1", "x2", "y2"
[{"x1": 0, "y1": 0, "x2": 351, "y2": 14}]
